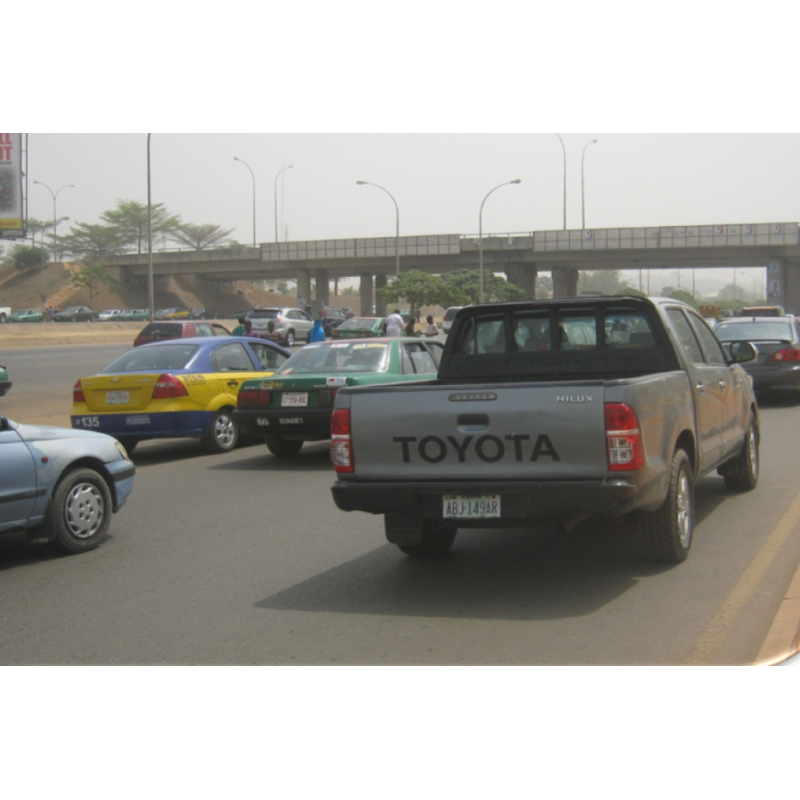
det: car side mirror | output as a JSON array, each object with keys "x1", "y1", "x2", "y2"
[
  {"x1": 0, "y1": 415, "x2": 8, "y2": 432},
  {"x1": 727, "y1": 340, "x2": 758, "y2": 363}
]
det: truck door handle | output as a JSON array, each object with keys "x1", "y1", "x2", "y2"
[
  {"x1": 458, "y1": 413, "x2": 489, "y2": 431},
  {"x1": 718, "y1": 380, "x2": 727, "y2": 389}
]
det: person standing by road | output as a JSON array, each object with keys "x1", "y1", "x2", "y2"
[
  {"x1": 385, "y1": 309, "x2": 404, "y2": 337},
  {"x1": 309, "y1": 319, "x2": 326, "y2": 342},
  {"x1": 232, "y1": 316, "x2": 246, "y2": 336},
  {"x1": 424, "y1": 315, "x2": 439, "y2": 337}
]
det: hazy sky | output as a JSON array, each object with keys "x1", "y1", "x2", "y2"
[{"x1": 22, "y1": 133, "x2": 800, "y2": 243}]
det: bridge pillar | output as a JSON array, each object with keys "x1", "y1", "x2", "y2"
[
  {"x1": 314, "y1": 269, "x2": 330, "y2": 305},
  {"x1": 359, "y1": 273, "x2": 374, "y2": 316},
  {"x1": 505, "y1": 263, "x2": 538, "y2": 299},
  {"x1": 781, "y1": 258, "x2": 800, "y2": 315},
  {"x1": 375, "y1": 275, "x2": 388, "y2": 316},
  {"x1": 552, "y1": 266, "x2": 579, "y2": 298},
  {"x1": 296, "y1": 269, "x2": 312, "y2": 314}
]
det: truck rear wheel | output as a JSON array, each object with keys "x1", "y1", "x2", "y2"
[
  {"x1": 635, "y1": 448, "x2": 693, "y2": 563},
  {"x1": 397, "y1": 520, "x2": 457, "y2": 557}
]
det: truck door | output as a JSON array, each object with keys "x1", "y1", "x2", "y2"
[{"x1": 666, "y1": 308, "x2": 724, "y2": 471}]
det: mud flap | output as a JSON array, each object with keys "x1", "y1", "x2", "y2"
[{"x1": 384, "y1": 512, "x2": 425, "y2": 546}]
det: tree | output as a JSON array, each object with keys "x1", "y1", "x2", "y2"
[
  {"x1": 170, "y1": 222, "x2": 234, "y2": 251},
  {"x1": 69, "y1": 263, "x2": 116, "y2": 305},
  {"x1": 6, "y1": 243, "x2": 49, "y2": 270},
  {"x1": 377, "y1": 269, "x2": 467, "y2": 310},
  {"x1": 667, "y1": 289, "x2": 698, "y2": 308},
  {"x1": 61, "y1": 222, "x2": 130, "y2": 262},
  {"x1": 100, "y1": 200, "x2": 180, "y2": 254},
  {"x1": 439, "y1": 269, "x2": 525, "y2": 305}
]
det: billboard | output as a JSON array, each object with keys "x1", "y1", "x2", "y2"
[{"x1": 0, "y1": 133, "x2": 25, "y2": 238}]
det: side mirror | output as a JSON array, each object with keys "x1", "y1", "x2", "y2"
[{"x1": 727, "y1": 340, "x2": 758, "y2": 364}]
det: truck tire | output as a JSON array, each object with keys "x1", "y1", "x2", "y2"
[
  {"x1": 265, "y1": 436, "x2": 303, "y2": 457},
  {"x1": 721, "y1": 415, "x2": 759, "y2": 492},
  {"x1": 398, "y1": 520, "x2": 457, "y2": 557},
  {"x1": 635, "y1": 448, "x2": 693, "y2": 563}
]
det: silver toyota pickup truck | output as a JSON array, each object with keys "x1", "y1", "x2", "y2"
[{"x1": 330, "y1": 297, "x2": 759, "y2": 563}]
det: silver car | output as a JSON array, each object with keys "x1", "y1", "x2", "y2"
[
  {"x1": 247, "y1": 307, "x2": 313, "y2": 346},
  {"x1": 0, "y1": 414, "x2": 135, "y2": 554}
]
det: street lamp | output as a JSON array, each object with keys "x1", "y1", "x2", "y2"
[
  {"x1": 555, "y1": 134, "x2": 566, "y2": 230},
  {"x1": 274, "y1": 164, "x2": 294, "y2": 243},
  {"x1": 147, "y1": 134, "x2": 154, "y2": 322},
  {"x1": 356, "y1": 181, "x2": 400, "y2": 277},
  {"x1": 234, "y1": 157, "x2": 257, "y2": 247},
  {"x1": 581, "y1": 139, "x2": 598, "y2": 229},
  {"x1": 478, "y1": 179, "x2": 522, "y2": 303},
  {"x1": 33, "y1": 180, "x2": 74, "y2": 262}
]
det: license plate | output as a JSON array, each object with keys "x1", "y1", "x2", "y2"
[
  {"x1": 282, "y1": 392, "x2": 308, "y2": 407},
  {"x1": 443, "y1": 495, "x2": 501, "y2": 519},
  {"x1": 106, "y1": 390, "x2": 129, "y2": 404}
]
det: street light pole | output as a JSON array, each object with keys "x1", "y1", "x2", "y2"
[
  {"x1": 33, "y1": 180, "x2": 74, "y2": 262},
  {"x1": 234, "y1": 157, "x2": 257, "y2": 247},
  {"x1": 581, "y1": 139, "x2": 598, "y2": 229},
  {"x1": 356, "y1": 181, "x2": 400, "y2": 277},
  {"x1": 555, "y1": 134, "x2": 566, "y2": 230},
  {"x1": 147, "y1": 134, "x2": 154, "y2": 322},
  {"x1": 478, "y1": 180, "x2": 522, "y2": 303},
  {"x1": 274, "y1": 164, "x2": 294, "y2": 243}
]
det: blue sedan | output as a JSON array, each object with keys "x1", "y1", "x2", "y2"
[
  {"x1": 0, "y1": 414, "x2": 135, "y2": 554},
  {"x1": 71, "y1": 336, "x2": 292, "y2": 454}
]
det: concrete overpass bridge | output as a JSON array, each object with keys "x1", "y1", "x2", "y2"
[{"x1": 104, "y1": 221, "x2": 800, "y2": 315}]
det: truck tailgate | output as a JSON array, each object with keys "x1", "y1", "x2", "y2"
[{"x1": 347, "y1": 380, "x2": 608, "y2": 481}]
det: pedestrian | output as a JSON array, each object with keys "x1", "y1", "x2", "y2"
[
  {"x1": 384, "y1": 308, "x2": 404, "y2": 337},
  {"x1": 310, "y1": 319, "x2": 326, "y2": 342},
  {"x1": 243, "y1": 319, "x2": 261, "y2": 338},
  {"x1": 424, "y1": 315, "x2": 439, "y2": 337},
  {"x1": 405, "y1": 317, "x2": 416, "y2": 337},
  {"x1": 263, "y1": 320, "x2": 282, "y2": 342},
  {"x1": 232, "y1": 316, "x2": 246, "y2": 336}
]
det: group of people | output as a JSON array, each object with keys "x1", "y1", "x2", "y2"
[{"x1": 383, "y1": 309, "x2": 440, "y2": 338}]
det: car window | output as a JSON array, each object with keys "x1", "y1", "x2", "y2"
[
  {"x1": 458, "y1": 315, "x2": 506, "y2": 354},
  {"x1": 687, "y1": 312, "x2": 728, "y2": 365},
  {"x1": 102, "y1": 343, "x2": 198, "y2": 372},
  {"x1": 195, "y1": 324, "x2": 214, "y2": 337},
  {"x1": 715, "y1": 320, "x2": 796, "y2": 342},
  {"x1": 247, "y1": 341, "x2": 290, "y2": 370},
  {"x1": 402, "y1": 342, "x2": 438, "y2": 374},
  {"x1": 212, "y1": 342, "x2": 255, "y2": 371},
  {"x1": 666, "y1": 309, "x2": 705, "y2": 364}
]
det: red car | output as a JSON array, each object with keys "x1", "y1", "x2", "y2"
[{"x1": 133, "y1": 321, "x2": 231, "y2": 347}]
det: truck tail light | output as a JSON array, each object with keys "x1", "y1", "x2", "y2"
[
  {"x1": 605, "y1": 402, "x2": 644, "y2": 471},
  {"x1": 152, "y1": 374, "x2": 189, "y2": 400},
  {"x1": 771, "y1": 348, "x2": 800, "y2": 362},
  {"x1": 330, "y1": 408, "x2": 354, "y2": 472},
  {"x1": 73, "y1": 380, "x2": 86, "y2": 403},
  {"x1": 238, "y1": 387, "x2": 271, "y2": 407}
]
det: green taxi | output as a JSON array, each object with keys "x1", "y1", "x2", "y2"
[{"x1": 233, "y1": 337, "x2": 443, "y2": 456}]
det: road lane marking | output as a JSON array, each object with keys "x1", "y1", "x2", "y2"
[{"x1": 683, "y1": 490, "x2": 800, "y2": 665}]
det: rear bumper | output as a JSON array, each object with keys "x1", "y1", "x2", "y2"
[
  {"x1": 233, "y1": 408, "x2": 332, "y2": 439},
  {"x1": 749, "y1": 365, "x2": 800, "y2": 391},
  {"x1": 331, "y1": 477, "x2": 644, "y2": 526},
  {"x1": 71, "y1": 410, "x2": 213, "y2": 440}
]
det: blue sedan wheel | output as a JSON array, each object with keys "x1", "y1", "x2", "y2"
[
  {"x1": 204, "y1": 408, "x2": 238, "y2": 453},
  {"x1": 49, "y1": 468, "x2": 112, "y2": 554}
]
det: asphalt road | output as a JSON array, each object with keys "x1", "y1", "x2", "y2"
[{"x1": 2, "y1": 344, "x2": 800, "y2": 664}]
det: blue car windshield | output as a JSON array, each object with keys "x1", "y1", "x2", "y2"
[{"x1": 102, "y1": 343, "x2": 200, "y2": 372}]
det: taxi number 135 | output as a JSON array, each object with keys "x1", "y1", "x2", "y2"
[{"x1": 74, "y1": 416, "x2": 101, "y2": 428}]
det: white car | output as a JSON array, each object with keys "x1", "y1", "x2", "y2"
[
  {"x1": 246, "y1": 307, "x2": 313, "y2": 346},
  {"x1": 96, "y1": 309, "x2": 123, "y2": 322},
  {"x1": 442, "y1": 306, "x2": 464, "y2": 334}
]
